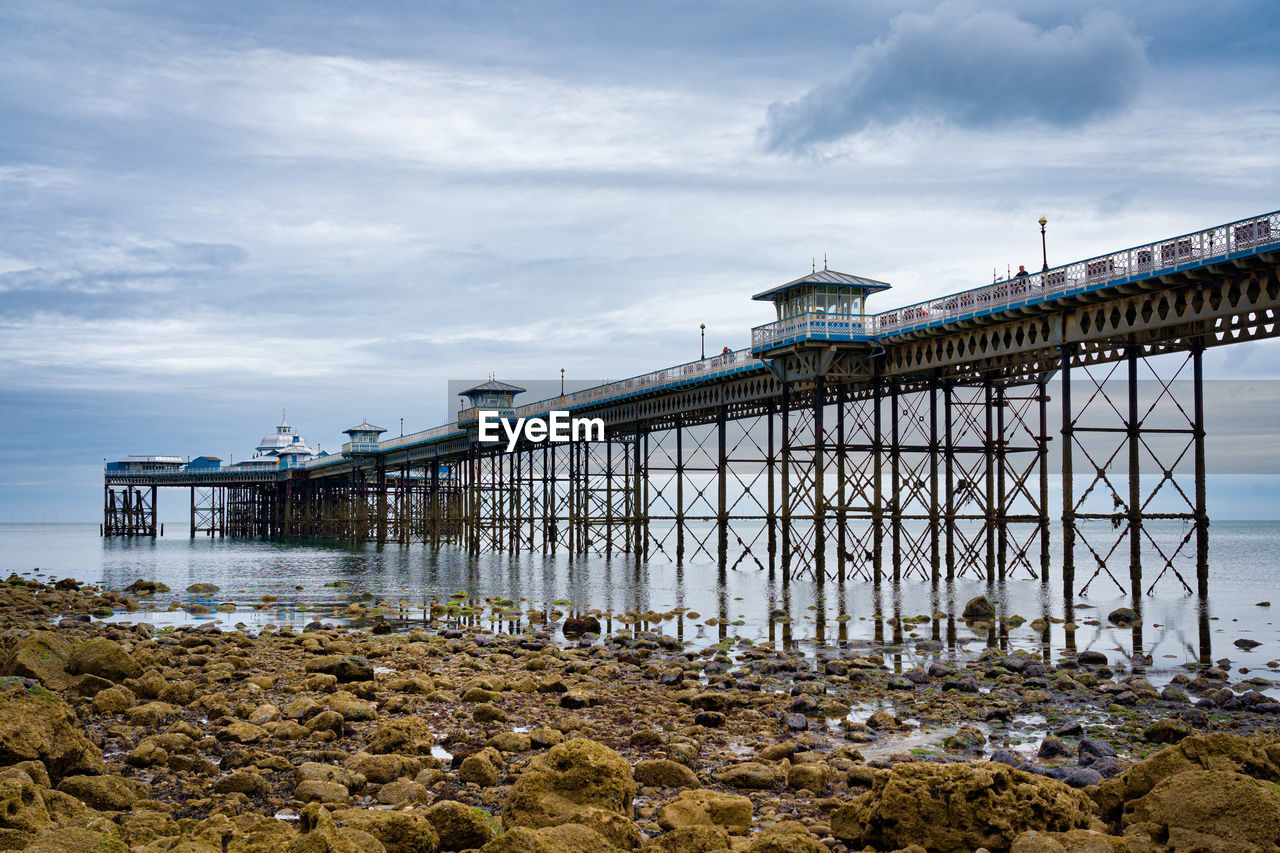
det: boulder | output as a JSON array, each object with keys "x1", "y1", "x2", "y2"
[
  {"x1": 331, "y1": 807, "x2": 439, "y2": 853},
  {"x1": 304, "y1": 655, "x2": 374, "y2": 683},
  {"x1": 294, "y1": 779, "x2": 349, "y2": 805},
  {"x1": 67, "y1": 638, "x2": 141, "y2": 683},
  {"x1": 657, "y1": 789, "x2": 753, "y2": 834},
  {"x1": 634, "y1": 759, "x2": 700, "y2": 789},
  {"x1": 480, "y1": 823, "x2": 619, "y2": 853},
  {"x1": 22, "y1": 826, "x2": 131, "y2": 853},
  {"x1": 368, "y1": 718, "x2": 435, "y2": 755},
  {"x1": 0, "y1": 776, "x2": 52, "y2": 832},
  {"x1": 641, "y1": 825, "x2": 729, "y2": 853},
  {"x1": 425, "y1": 800, "x2": 499, "y2": 850},
  {"x1": 830, "y1": 761, "x2": 1093, "y2": 853},
  {"x1": 1143, "y1": 718, "x2": 1192, "y2": 745},
  {"x1": 0, "y1": 683, "x2": 105, "y2": 781},
  {"x1": 503, "y1": 738, "x2": 637, "y2": 830},
  {"x1": 57, "y1": 774, "x2": 149, "y2": 811},
  {"x1": 1090, "y1": 732, "x2": 1280, "y2": 823},
  {"x1": 786, "y1": 762, "x2": 830, "y2": 792},
  {"x1": 91, "y1": 685, "x2": 135, "y2": 714},
  {"x1": 1123, "y1": 768, "x2": 1280, "y2": 851},
  {"x1": 746, "y1": 821, "x2": 826, "y2": 853},
  {"x1": 459, "y1": 750, "x2": 502, "y2": 787},
  {"x1": 962, "y1": 595, "x2": 995, "y2": 620},
  {"x1": 288, "y1": 804, "x2": 387, "y2": 853},
  {"x1": 714, "y1": 761, "x2": 785, "y2": 790},
  {"x1": 0, "y1": 632, "x2": 73, "y2": 689}
]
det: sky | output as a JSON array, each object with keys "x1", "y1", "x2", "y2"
[{"x1": 1, "y1": 0, "x2": 1279, "y2": 521}]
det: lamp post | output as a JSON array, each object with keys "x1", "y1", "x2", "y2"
[
  {"x1": 560, "y1": 367, "x2": 565, "y2": 397},
  {"x1": 400, "y1": 417, "x2": 403, "y2": 437},
  {"x1": 1039, "y1": 216, "x2": 1048, "y2": 271},
  {"x1": 700, "y1": 323, "x2": 706, "y2": 360}
]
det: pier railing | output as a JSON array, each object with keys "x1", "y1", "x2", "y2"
[
  {"x1": 511, "y1": 348, "x2": 762, "y2": 420},
  {"x1": 752, "y1": 209, "x2": 1279, "y2": 344}
]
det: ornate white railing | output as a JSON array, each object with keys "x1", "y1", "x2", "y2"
[{"x1": 510, "y1": 348, "x2": 761, "y2": 420}]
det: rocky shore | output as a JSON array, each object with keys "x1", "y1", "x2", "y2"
[{"x1": 0, "y1": 574, "x2": 1277, "y2": 852}]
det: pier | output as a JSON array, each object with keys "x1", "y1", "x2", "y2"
[{"x1": 105, "y1": 210, "x2": 1280, "y2": 606}]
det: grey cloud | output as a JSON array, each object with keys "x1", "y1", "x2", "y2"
[
  {"x1": 761, "y1": 5, "x2": 1146, "y2": 153},
  {"x1": 0, "y1": 240, "x2": 247, "y2": 296}
]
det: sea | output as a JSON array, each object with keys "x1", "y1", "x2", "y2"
[{"x1": 2, "y1": 520, "x2": 1278, "y2": 688}]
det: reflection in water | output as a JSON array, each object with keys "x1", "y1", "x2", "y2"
[{"x1": 0, "y1": 522, "x2": 1256, "y2": 676}]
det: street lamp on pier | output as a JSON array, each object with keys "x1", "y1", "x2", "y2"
[
  {"x1": 1039, "y1": 216, "x2": 1049, "y2": 271},
  {"x1": 700, "y1": 323, "x2": 706, "y2": 360},
  {"x1": 560, "y1": 367, "x2": 565, "y2": 396}
]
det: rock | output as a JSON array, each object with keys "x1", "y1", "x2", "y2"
[
  {"x1": 0, "y1": 632, "x2": 73, "y2": 689},
  {"x1": 220, "y1": 720, "x2": 271, "y2": 743},
  {"x1": 962, "y1": 595, "x2": 995, "y2": 620},
  {"x1": 1091, "y1": 732, "x2": 1280, "y2": 824},
  {"x1": 562, "y1": 616, "x2": 602, "y2": 640},
  {"x1": 641, "y1": 825, "x2": 729, "y2": 853},
  {"x1": 1077, "y1": 738, "x2": 1116, "y2": 767},
  {"x1": 186, "y1": 583, "x2": 220, "y2": 593},
  {"x1": 714, "y1": 761, "x2": 785, "y2": 790},
  {"x1": 377, "y1": 780, "x2": 428, "y2": 806},
  {"x1": 57, "y1": 774, "x2": 148, "y2": 811},
  {"x1": 426, "y1": 800, "x2": 500, "y2": 850},
  {"x1": 942, "y1": 725, "x2": 986, "y2": 753},
  {"x1": 294, "y1": 779, "x2": 349, "y2": 805},
  {"x1": 215, "y1": 769, "x2": 270, "y2": 796},
  {"x1": 1123, "y1": 769, "x2": 1280, "y2": 851},
  {"x1": 1235, "y1": 638, "x2": 1262, "y2": 650},
  {"x1": 693, "y1": 711, "x2": 725, "y2": 728},
  {"x1": 459, "y1": 750, "x2": 501, "y2": 787},
  {"x1": 830, "y1": 761, "x2": 1093, "y2": 853},
  {"x1": 1009, "y1": 831, "x2": 1067, "y2": 853},
  {"x1": 503, "y1": 738, "x2": 637, "y2": 830},
  {"x1": 331, "y1": 807, "x2": 439, "y2": 853},
  {"x1": 67, "y1": 638, "x2": 141, "y2": 683},
  {"x1": 304, "y1": 655, "x2": 375, "y2": 683},
  {"x1": 866, "y1": 710, "x2": 897, "y2": 730},
  {"x1": 368, "y1": 718, "x2": 435, "y2": 755},
  {"x1": 480, "y1": 823, "x2": 618, "y2": 853},
  {"x1": 1143, "y1": 718, "x2": 1192, "y2": 745},
  {"x1": 489, "y1": 731, "x2": 532, "y2": 753},
  {"x1": 0, "y1": 683, "x2": 105, "y2": 781},
  {"x1": 1037, "y1": 735, "x2": 1070, "y2": 759},
  {"x1": 22, "y1": 826, "x2": 132, "y2": 853},
  {"x1": 327, "y1": 691, "x2": 376, "y2": 721},
  {"x1": 1075, "y1": 651, "x2": 1108, "y2": 666},
  {"x1": 786, "y1": 762, "x2": 830, "y2": 792},
  {"x1": 0, "y1": 776, "x2": 52, "y2": 832},
  {"x1": 1106, "y1": 607, "x2": 1137, "y2": 626},
  {"x1": 289, "y1": 804, "x2": 386, "y2": 853},
  {"x1": 634, "y1": 759, "x2": 699, "y2": 789},
  {"x1": 474, "y1": 702, "x2": 508, "y2": 723},
  {"x1": 746, "y1": 821, "x2": 827, "y2": 853},
  {"x1": 345, "y1": 753, "x2": 403, "y2": 785},
  {"x1": 657, "y1": 790, "x2": 753, "y2": 834},
  {"x1": 91, "y1": 685, "x2": 135, "y2": 714}
]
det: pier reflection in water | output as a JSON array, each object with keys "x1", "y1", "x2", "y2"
[{"x1": 51, "y1": 520, "x2": 1263, "y2": 680}]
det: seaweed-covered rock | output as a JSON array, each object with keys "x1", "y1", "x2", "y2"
[
  {"x1": 480, "y1": 823, "x2": 619, "y2": 853},
  {"x1": 425, "y1": 800, "x2": 499, "y2": 850},
  {"x1": 830, "y1": 761, "x2": 1092, "y2": 853},
  {"x1": 1091, "y1": 732, "x2": 1280, "y2": 823},
  {"x1": 656, "y1": 790, "x2": 753, "y2": 835},
  {"x1": 304, "y1": 655, "x2": 374, "y2": 683},
  {"x1": 331, "y1": 807, "x2": 439, "y2": 853},
  {"x1": 0, "y1": 632, "x2": 73, "y2": 690},
  {"x1": 1123, "y1": 769, "x2": 1280, "y2": 852},
  {"x1": 503, "y1": 738, "x2": 636, "y2": 830},
  {"x1": 67, "y1": 638, "x2": 141, "y2": 683},
  {"x1": 0, "y1": 683, "x2": 105, "y2": 781}
]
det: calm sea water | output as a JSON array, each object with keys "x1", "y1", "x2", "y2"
[{"x1": 2, "y1": 522, "x2": 1277, "y2": 680}]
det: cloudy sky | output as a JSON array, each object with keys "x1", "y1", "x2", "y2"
[{"x1": 2, "y1": 0, "x2": 1279, "y2": 521}]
